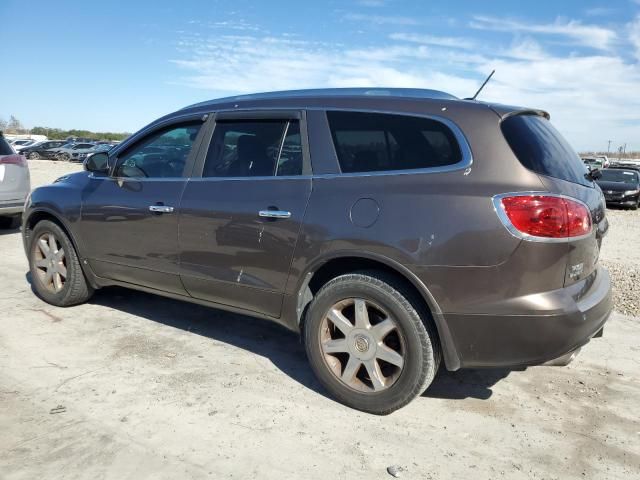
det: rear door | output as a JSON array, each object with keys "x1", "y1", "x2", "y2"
[
  {"x1": 178, "y1": 110, "x2": 312, "y2": 317},
  {"x1": 501, "y1": 114, "x2": 605, "y2": 285},
  {"x1": 79, "y1": 116, "x2": 207, "y2": 293}
]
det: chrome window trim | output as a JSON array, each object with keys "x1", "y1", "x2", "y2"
[
  {"x1": 492, "y1": 191, "x2": 594, "y2": 243},
  {"x1": 204, "y1": 106, "x2": 473, "y2": 178}
]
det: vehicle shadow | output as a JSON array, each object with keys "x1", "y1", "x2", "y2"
[
  {"x1": 27, "y1": 280, "x2": 516, "y2": 404},
  {"x1": 0, "y1": 225, "x2": 20, "y2": 236},
  {"x1": 88, "y1": 286, "x2": 328, "y2": 397},
  {"x1": 424, "y1": 367, "x2": 522, "y2": 400}
]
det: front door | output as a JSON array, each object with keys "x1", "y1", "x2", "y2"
[
  {"x1": 79, "y1": 118, "x2": 207, "y2": 294},
  {"x1": 178, "y1": 111, "x2": 312, "y2": 317}
]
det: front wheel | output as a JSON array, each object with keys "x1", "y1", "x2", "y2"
[
  {"x1": 29, "y1": 152, "x2": 40, "y2": 160},
  {"x1": 28, "y1": 220, "x2": 93, "y2": 306},
  {"x1": 304, "y1": 271, "x2": 440, "y2": 415}
]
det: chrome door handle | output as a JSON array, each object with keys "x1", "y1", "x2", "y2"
[
  {"x1": 258, "y1": 210, "x2": 291, "y2": 219},
  {"x1": 149, "y1": 205, "x2": 174, "y2": 213}
]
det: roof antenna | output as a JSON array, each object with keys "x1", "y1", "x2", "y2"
[{"x1": 468, "y1": 69, "x2": 495, "y2": 101}]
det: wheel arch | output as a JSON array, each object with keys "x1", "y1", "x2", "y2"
[{"x1": 293, "y1": 252, "x2": 461, "y2": 370}]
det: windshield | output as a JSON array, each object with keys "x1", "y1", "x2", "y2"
[{"x1": 599, "y1": 169, "x2": 640, "y2": 184}]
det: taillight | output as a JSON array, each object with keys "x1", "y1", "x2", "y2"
[
  {"x1": 0, "y1": 154, "x2": 27, "y2": 167},
  {"x1": 495, "y1": 194, "x2": 591, "y2": 240}
]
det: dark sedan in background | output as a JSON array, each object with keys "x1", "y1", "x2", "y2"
[
  {"x1": 596, "y1": 168, "x2": 640, "y2": 210},
  {"x1": 19, "y1": 140, "x2": 68, "y2": 160}
]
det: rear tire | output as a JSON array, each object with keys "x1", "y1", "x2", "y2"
[
  {"x1": 28, "y1": 220, "x2": 93, "y2": 306},
  {"x1": 29, "y1": 152, "x2": 40, "y2": 160},
  {"x1": 304, "y1": 271, "x2": 440, "y2": 415}
]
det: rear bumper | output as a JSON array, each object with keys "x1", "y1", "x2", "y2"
[
  {"x1": 0, "y1": 201, "x2": 25, "y2": 216},
  {"x1": 444, "y1": 266, "x2": 612, "y2": 368}
]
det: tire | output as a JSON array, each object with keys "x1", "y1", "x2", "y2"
[
  {"x1": 29, "y1": 152, "x2": 40, "y2": 160},
  {"x1": 304, "y1": 270, "x2": 440, "y2": 415},
  {"x1": 28, "y1": 220, "x2": 93, "y2": 306},
  {"x1": 0, "y1": 215, "x2": 20, "y2": 229},
  {"x1": 59, "y1": 153, "x2": 70, "y2": 162},
  {"x1": 632, "y1": 199, "x2": 639, "y2": 211}
]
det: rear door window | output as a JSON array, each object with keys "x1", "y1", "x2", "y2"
[
  {"x1": 203, "y1": 120, "x2": 302, "y2": 177},
  {"x1": 501, "y1": 114, "x2": 591, "y2": 187},
  {"x1": 327, "y1": 111, "x2": 462, "y2": 173}
]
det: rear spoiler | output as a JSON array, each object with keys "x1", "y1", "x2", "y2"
[{"x1": 485, "y1": 103, "x2": 551, "y2": 120}]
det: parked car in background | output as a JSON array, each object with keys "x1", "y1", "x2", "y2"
[
  {"x1": 11, "y1": 139, "x2": 38, "y2": 152},
  {"x1": 75, "y1": 144, "x2": 115, "y2": 163},
  {"x1": 0, "y1": 134, "x2": 30, "y2": 229},
  {"x1": 21, "y1": 88, "x2": 612, "y2": 414},
  {"x1": 582, "y1": 157, "x2": 601, "y2": 171},
  {"x1": 596, "y1": 155, "x2": 610, "y2": 168},
  {"x1": 20, "y1": 140, "x2": 68, "y2": 160},
  {"x1": 53, "y1": 143, "x2": 96, "y2": 161},
  {"x1": 596, "y1": 168, "x2": 640, "y2": 210}
]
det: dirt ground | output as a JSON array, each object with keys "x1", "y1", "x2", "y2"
[{"x1": 1, "y1": 160, "x2": 639, "y2": 480}]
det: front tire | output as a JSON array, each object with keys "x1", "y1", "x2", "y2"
[
  {"x1": 28, "y1": 220, "x2": 93, "y2": 306},
  {"x1": 29, "y1": 152, "x2": 40, "y2": 160},
  {"x1": 304, "y1": 271, "x2": 440, "y2": 415}
]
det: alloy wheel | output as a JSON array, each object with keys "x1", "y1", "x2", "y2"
[
  {"x1": 318, "y1": 298, "x2": 405, "y2": 393},
  {"x1": 33, "y1": 232, "x2": 67, "y2": 293}
]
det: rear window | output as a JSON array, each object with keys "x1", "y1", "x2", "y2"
[
  {"x1": 0, "y1": 136, "x2": 14, "y2": 155},
  {"x1": 501, "y1": 115, "x2": 590, "y2": 187},
  {"x1": 327, "y1": 111, "x2": 462, "y2": 173}
]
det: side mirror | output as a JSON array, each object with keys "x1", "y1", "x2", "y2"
[{"x1": 84, "y1": 152, "x2": 110, "y2": 175}]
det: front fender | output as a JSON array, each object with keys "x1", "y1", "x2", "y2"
[{"x1": 23, "y1": 176, "x2": 88, "y2": 259}]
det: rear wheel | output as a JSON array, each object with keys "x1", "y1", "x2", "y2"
[
  {"x1": 304, "y1": 271, "x2": 440, "y2": 415},
  {"x1": 29, "y1": 152, "x2": 40, "y2": 160},
  {"x1": 28, "y1": 220, "x2": 93, "y2": 306}
]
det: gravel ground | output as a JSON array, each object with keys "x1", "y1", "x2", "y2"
[
  {"x1": 600, "y1": 208, "x2": 640, "y2": 316},
  {"x1": 1, "y1": 160, "x2": 639, "y2": 480}
]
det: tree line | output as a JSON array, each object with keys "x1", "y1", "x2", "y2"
[{"x1": 1, "y1": 115, "x2": 130, "y2": 142}]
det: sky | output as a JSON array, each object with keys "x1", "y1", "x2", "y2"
[{"x1": 1, "y1": 0, "x2": 639, "y2": 151}]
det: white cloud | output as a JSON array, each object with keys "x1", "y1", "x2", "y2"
[
  {"x1": 585, "y1": 7, "x2": 616, "y2": 17},
  {"x1": 343, "y1": 13, "x2": 419, "y2": 26},
  {"x1": 171, "y1": 18, "x2": 640, "y2": 151},
  {"x1": 629, "y1": 16, "x2": 640, "y2": 61},
  {"x1": 470, "y1": 15, "x2": 618, "y2": 51},
  {"x1": 356, "y1": 0, "x2": 387, "y2": 6},
  {"x1": 389, "y1": 32, "x2": 474, "y2": 49}
]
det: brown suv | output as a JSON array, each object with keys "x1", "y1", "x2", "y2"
[{"x1": 22, "y1": 88, "x2": 612, "y2": 414}]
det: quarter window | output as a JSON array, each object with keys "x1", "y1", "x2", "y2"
[
  {"x1": 114, "y1": 122, "x2": 202, "y2": 178},
  {"x1": 203, "y1": 120, "x2": 302, "y2": 177},
  {"x1": 327, "y1": 111, "x2": 462, "y2": 173}
]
